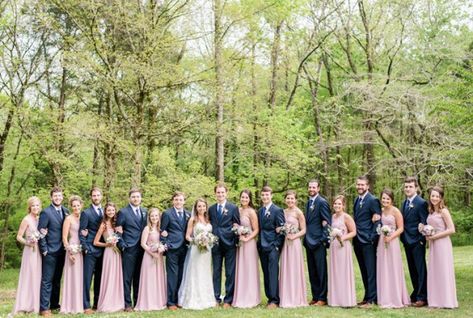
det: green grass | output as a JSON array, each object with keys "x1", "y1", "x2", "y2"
[{"x1": 1, "y1": 246, "x2": 471, "y2": 317}]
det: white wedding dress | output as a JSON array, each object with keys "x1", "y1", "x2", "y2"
[{"x1": 178, "y1": 222, "x2": 216, "y2": 310}]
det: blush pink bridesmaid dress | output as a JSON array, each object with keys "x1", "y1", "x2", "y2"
[
  {"x1": 328, "y1": 213, "x2": 356, "y2": 307},
  {"x1": 97, "y1": 227, "x2": 125, "y2": 313},
  {"x1": 427, "y1": 212, "x2": 458, "y2": 308},
  {"x1": 60, "y1": 219, "x2": 84, "y2": 313},
  {"x1": 232, "y1": 214, "x2": 261, "y2": 308},
  {"x1": 279, "y1": 214, "x2": 308, "y2": 308},
  {"x1": 376, "y1": 214, "x2": 410, "y2": 308},
  {"x1": 135, "y1": 230, "x2": 167, "y2": 311},
  {"x1": 12, "y1": 215, "x2": 42, "y2": 314}
]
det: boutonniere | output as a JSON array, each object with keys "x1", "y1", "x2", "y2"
[
  {"x1": 359, "y1": 201, "x2": 363, "y2": 208},
  {"x1": 223, "y1": 208, "x2": 228, "y2": 216},
  {"x1": 309, "y1": 204, "x2": 315, "y2": 212},
  {"x1": 264, "y1": 210, "x2": 271, "y2": 218},
  {"x1": 141, "y1": 211, "x2": 146, "y2": 218},
  {"x1": 409, "y1": 203, "x2": 414, "y2": 209}
]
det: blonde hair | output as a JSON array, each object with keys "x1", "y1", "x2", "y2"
[
  {"x1": 27, "y1": 196, "x2": 42, "y2": 213},
  {"x1": 147, "y1": 208, "x2": 161, "y2": 229},
  {"x1": 332, "y1": 195, "x2": 346, "y2": 213},
  {"x1": 68, "y1": 195, "x2": 83, "y2": 207}
]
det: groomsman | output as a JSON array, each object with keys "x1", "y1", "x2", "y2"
[
  {"x1": 160, "y1": 191, "x2": 190, "y2": 310},
  {"x1": 79, "y1": 187, "x2": 104, "y2": 314},
  {"x1": 401, "y1": 176, "x2": 428, "y2": 307},
  {"x1": 353, "y1": 176, "x2": 381, "y2": 308},
  {"x1": 209, "y1": 183, "x2": 240, "y2": 307},
  {"x1": 117, "y1": 188, "x2": 147, "y2": 311},
  {"x1": 257, "y1": 186, "x2": 285, "y2": 308},
  {"x1": 304, "y1": 179, "x2": 331, "y2": 306},
  {"x1": 38, "y1": 187, "x2": 68, "y2": 316}
]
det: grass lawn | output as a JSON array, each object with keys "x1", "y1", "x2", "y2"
[{"x1": 0, "y1": 245, "x2": 471, "y2": 317}]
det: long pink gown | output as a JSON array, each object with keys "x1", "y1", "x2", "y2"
[
  {"x1": 60, "y1": 219, "x2": 84, "y2": 313},
  {"x1": 135, "y1": 230, "x2": 167, "y2": 311},
  {"x1": 232, "y1": 214, "x2": 261, "y2": 308},
  {"x1": 427, "y1": 212, "x2": 458, "y2": 308},
  {"x1": 12, "y1": 215, "x2": 42, "y2": 314},
  {"x1": 376, "y1": 214, "x2": 410, "y2": 308},
  {"x1": 279, "y1": 214, "x2": 308, "y2": 308},
  {"x1": 97, "y1": 227, "x2": 125, "y2": 313},
  {"x1": 328, "y1": 213, "x2": 356, "y2": 307}
]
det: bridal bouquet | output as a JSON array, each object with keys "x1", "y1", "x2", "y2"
[
  {"x1": 67, "y1": 244, "x2": 82, "y2": 255},
  {"x1": 376, "y1": 224, "x2": 393, "y2": 249},
  {"x1": 279, "y1": 223, "x2": 299, "y2": 236},
  {"x1": 27, "y1": 230, "x2": 46, "y2": 252},
  {"x1": 106, "y1": 233, "x2": 121, "y2": 254},
  {"x1": 418, "y1": 224, "x2": 436, "y2": 236},
  {"x1": 327, "y1": 225, "x2": 344, "y2": 247},
  {"x1": 231, "y1": 224, "x2": 251, "y2": 236},
  {"x1": 192, "y1": 229, "x2": 218, "y2": 253}
]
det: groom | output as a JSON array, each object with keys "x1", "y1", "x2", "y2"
[
  {"x1": 209, "y1": 183, "x2": 240, "y2": 308},
  {"x1": 160, "y1": 191, "x2": 190, "y2": 310},
  {"x1": 257, "y1": 186, "x2": 285, "y2": 308}
]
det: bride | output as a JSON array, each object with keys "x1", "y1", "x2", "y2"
[{"x1": 178, "y1": 198, "x2": 217, "y2": 310}]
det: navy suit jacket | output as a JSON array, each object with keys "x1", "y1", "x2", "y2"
[
  {"x1": 209, "y1": 201, "x2": 240, "y2": 248},
  {"x1": 160, "y1": 207, "x2": 190, "y2": 250},
  {"x1": 38, "y1": 204, "x2": 69, "y2": 255},
  {"x1": 304, "y1": 195, "x2": 331, "y2": 249},
  {"x1": 79, "y1": 205, "x2": 104, "y2": 257},
  {"x1": 257, "y1": 203, "x2": 285, "y2": 252},
  {"x1": 400, "y1": 195, "x2": 428, "y2": 246},
  {"x1": 353, "y1": 192, "x2": 381, "y2": 244},
  {"x1": 116, "y1": 204, "x2": 147, "y2": 250}
]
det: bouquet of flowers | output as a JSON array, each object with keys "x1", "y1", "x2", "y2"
[
  {"x1": 26, "y1": 230, "x2": 46, "y2": 252},
  {"x1": 377, "y1": 224, "x2": 394, "y2": 248},
  {"x1": 150, "y1": 242, "x2": 168, "y2": 253},
  {"x1": 231, "y1": 224, "x2": 251, "y2": 236},
  {"x1": 68, "y1": 244, "x2": 82, "y2": 255},
  {"x1": 192, "y1": 228, "x2": 218, "y2": 253},
  {"x1": 418, "y1": 224, "x2": 436, "y2": 236},
  {"x1": 106, "y1": 233, "x2": 121, "y2": 254},
  {"x1": 327, "y1": 225, "x2": 344, "y2": 247},
  {"x1": 279, "y1": 223, "x2": 299, "y2": 236}
]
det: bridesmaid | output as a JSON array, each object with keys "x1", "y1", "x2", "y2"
[
  {"x1": 11, "y1": 196, "x2": 43, "y2": 315},
  {"x1": 376, "y1": 189, "x2": 410, "y2": 308},
  {"x1": 94, "y1": 202, "x2": 125, "y2": 313},
  {"x1": 426, "y1": 186, "x2": 458, "y2": 308},
  {"x1": 135, "y1": 208, "x2": 167, "y2": 311},
  {"x1": 328, "y1": 195, "x2": 357, "y2": 307},
  {"x1": 279, "y1": 190, "x2": 308, "y2": 308},
  {"x1": 232, "y1": 189, "x2": 260, "y2": 308},
  {"x1": 60, "y1": 195, "x2": 84, "y2": 314}
]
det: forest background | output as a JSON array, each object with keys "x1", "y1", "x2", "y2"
[{"x1": 0, "y1": 0, "x2": 472, "y2": 269}]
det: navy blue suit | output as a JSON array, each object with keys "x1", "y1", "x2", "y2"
[
  {"x1": 79, "y1": 205, "x2": 104, "y2": 309},
  {"x1": 116, "y1": 204, "x2": 147, "y2": 308},
  {"x1": 38, "y1": 204, "x2": 68, "y2": 311},
  {"x1": 304, "y1": 195, "x2": 331, "y2": 302},
  {"x1": 209, "y1": 201, "x2": 240, "y2": 304},
  {"x1": 401, "y1": 195, "x2": 428, "y2": 302},
  {"x1": 160, "y1": 207, "x2": 190, "y2": 306},
  {"x1": 257, "y1": 203, "x2": 285, "y2": 305},
  {"x1": 353, "y1": 192, "x2": 381, "y2": 303}
]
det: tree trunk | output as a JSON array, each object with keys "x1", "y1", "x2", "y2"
[{"x1": 213, "y1": 0, "x2": 225, "y2": 182}]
